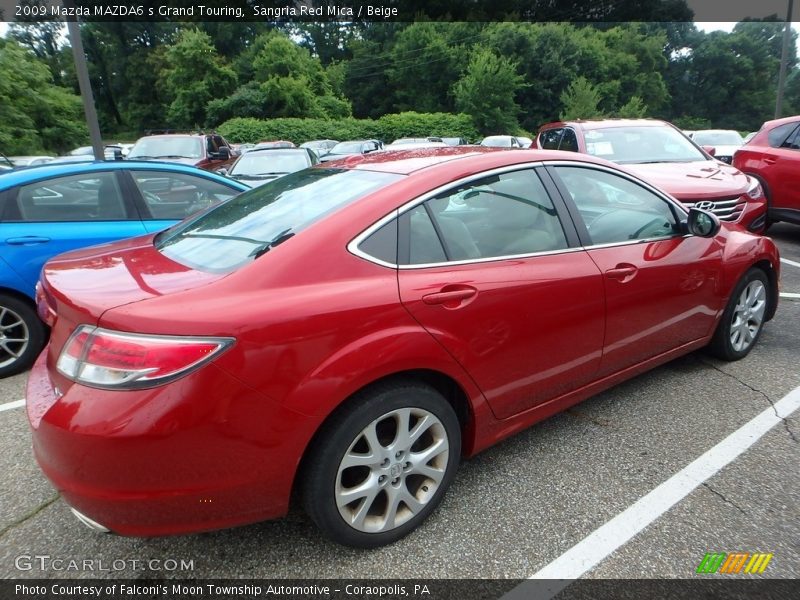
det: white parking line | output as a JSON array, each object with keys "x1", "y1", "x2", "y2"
[
  {"x1": 504, "y1": 384, "x2": 800, "y2": 597},
  {"x1": 781, "y1": 292, "x2": 800, "y2": 299},
  {"x1": 780, "y1": 257, "x2": 800, "y2": 269},
  {"x1": 0, "y1": 399, "x2": 25, "y2": 412}
]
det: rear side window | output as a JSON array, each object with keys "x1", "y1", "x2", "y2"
[
  {"x1": 131, "y1": 170, "x2": 240, "y2": 219},
  {"x1": 768, "y1": 122, "x2": 799, "y2": 148},
  {"x1": 157, "y1": 168, "x2": 402, "y2": 272},
  {"x1": 358, "y1": 218, "x2": 398, "y2": 265},
  {"x1": 9, "y1": 172, "x2": 127, "y2": 222},
  {"x1": 780, "y1": 125, "x2": 800, "y2": 150},
  {"x1": 402, "y1": 169, "x2": 568, "y2": 265}
]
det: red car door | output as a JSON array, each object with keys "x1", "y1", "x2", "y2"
[
  {"x1": 396, "y1": 167, "x2": 606, "y2": 420},
  {"x1": 549, "y1": 164, "x2": 723, "y2": 376},
  {"x1": 765, "y1": 125, "x2": 800, "y2": 217}
]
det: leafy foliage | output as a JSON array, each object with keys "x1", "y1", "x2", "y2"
[
  {"x1": 559, "y1": 77, "x2": 604, "y2": 120},
  {"x1": 0, "y1": 39, "x2": 87, "y2": 154},
  {"x1": 454, "y1": 49, "x2": 525, "y2": 134},
  {"x1": 217, "y1": 112, "x2": 479, "y2": 145},
  {"x1": 163, "y1": 29, "x2": 237, "y2": 128}
]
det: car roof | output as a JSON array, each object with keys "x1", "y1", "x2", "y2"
[
  {"x1": 0, "y1": 160, "x2": 249, "y2": 190},
  {"x1": 759, "y1": 115, "x2": 800, "y2": 130},
  {"x1": 541, "y1": 118, "x2": 671, "y2": 131},
  {"x1": 335, "y1": 146, "x2": 612, "y2": 175}
]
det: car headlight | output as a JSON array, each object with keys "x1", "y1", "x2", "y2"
[{"x1": 746, "y1": 177, "x2": 763, "y2": 200}]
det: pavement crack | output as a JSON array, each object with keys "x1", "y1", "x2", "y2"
[
  {"x1": 701, "y1": 482, "x2": 747, "y2": 516},
  {"x1": 700, "y1": 358, "x2": 798, "y2": 444},
  {"x1": 0, "y1": 493, "x2": 60, "y2": 539}
]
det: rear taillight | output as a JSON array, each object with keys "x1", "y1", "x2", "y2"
[
  {"x1": 35, "y1": 281, "x2": 56, "y2": 327},
  {"x1": 56, "y1": 326, "x2": 234, "y2": 389}
]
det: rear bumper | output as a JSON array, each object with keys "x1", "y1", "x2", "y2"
[{"x1": 26, "y1": 348, "x2": 315, "y2": 536}]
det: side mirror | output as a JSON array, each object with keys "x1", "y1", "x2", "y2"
[
  {"x1": 217, "y1": 147, "x2": 231, "y2": 160},
  {"x1": 686, "y1": 207, "x2": 721, "y2": 238},
  {"x1": 701, "y1": 145, "x2": 716, "y2": 157},
  {"x1": 216, "y1": 168, "x2": 228, "y2": 176}
]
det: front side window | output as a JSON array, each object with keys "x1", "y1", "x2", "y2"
[
  {"x1": 538, "y1": 129, "x2": 563, "y2": 150},
  {"x1": 131, "y1": 171, "x2": 240, "y2": 220},
  {"x1": 559, "y1": 128, "x2": 579, "y2": 152},
  {"x1": 11, "y1": 172, "x2": 127, "y2": 222},
  {"x1": 157, "y1": 168, "x2": 402, "y2": 272},
  {"x1": 553, "y1": 166, "x2": 680, "y2": 245},
  {"x1": 403, "y1": 169, "x2": 568, "y2": 265}
]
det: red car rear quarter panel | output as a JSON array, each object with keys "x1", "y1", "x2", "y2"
[{"x1": 31, "y1": 355, "x2": 312, "y2": 534}]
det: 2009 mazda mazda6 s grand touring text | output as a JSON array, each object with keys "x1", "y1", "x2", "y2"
[{"x1": 27, "y1": 148, "x2": 780, "y2": 547}]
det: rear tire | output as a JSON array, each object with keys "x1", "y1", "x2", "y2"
[
  {"x1": 302, "y1": 380, "x2": 461, "y2": 548},
  {"x1": 707, "y1": 269, "x2": 769, "y2": 361},
  {"x1": 0, "y1": 294, "x2": 47, "y2": 378}
]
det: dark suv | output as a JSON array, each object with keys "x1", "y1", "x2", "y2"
[{"x1": 127, "y1": 133, "x2": 237, "y2": 172}]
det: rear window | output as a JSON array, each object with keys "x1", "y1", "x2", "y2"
[{"x1": 156, "y1": 168, "x2": 402, "y2": 272}]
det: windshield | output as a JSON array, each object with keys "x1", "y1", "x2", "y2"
[
  {"x1": 129, "y1": 137, "x2": 203, "y2": 159},
  {"x1": 692, "y1": 131, "x2": 744, "y2": 146},
  {"x1": 330, "y1": 142, "x2": 365, "y2": 154},
  {"x1": 157, "y1": 168, "x2": 402, "y2": 272},
  {"x1": 583, "y1": 126, "x2": 708, "y2": 163},
  {"x1": 481, "y1": 137, "x2": 511, "y2": 147},
  {"x1": 230, "y1": 151, "x2": 310, "y2": 176}
]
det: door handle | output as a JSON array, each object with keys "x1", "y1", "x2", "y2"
[
  {"x1": 763, "y1": 157, "x2": 777, "y2": 165},
  {"x1": 605, "y1": 264, "x2": 638, "y2": 281},
  {"x1": 6, "y1": 236, "x2": 51, "y2": 245},
  {"x1": 422, "y1": 286, "x2": 478, "y2": 306}
]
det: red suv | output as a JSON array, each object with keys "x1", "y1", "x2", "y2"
[
  {"x1": 733, "y1": 115, "x2": 800, "y2": 227},
  {"x1": 127, "y1": 133, "x2": 237, "y2": 172},
  {"x1": 535, "y1": 119, "x2": 768, "y2": 232}
]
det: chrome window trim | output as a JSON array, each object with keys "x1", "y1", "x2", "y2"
[{"x1": 348, "y1": 160, "x2": 692, "y2": 269}]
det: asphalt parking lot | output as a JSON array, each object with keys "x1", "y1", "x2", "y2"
[{"x1": 0, "y1": 225, "x2": 798, "y2": 589}]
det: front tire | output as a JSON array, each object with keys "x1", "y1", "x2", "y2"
[
  {"x1": 0, "y1": 294, "x2": 47, "y2": 378},
  {"x1": 707, "y1": 268, "x2": 770, "y2": 361},
  {"x1": 302, "y1": 381, "x2": 461, "y2": 548}
]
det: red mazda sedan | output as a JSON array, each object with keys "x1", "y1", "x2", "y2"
[
  {"x1": 733, "y1": 115, "x2": 800, "y2": 227},
  {"x1": 28, "y1": 148, "x2": 779, "y2": 547}
]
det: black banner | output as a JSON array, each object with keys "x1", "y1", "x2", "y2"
[
  {"x1": 2, "y1": 579, "x2": 800, "y2": 600},
  {"x1": 2, "y1": 0, "x2": 795, "y2": 23}
]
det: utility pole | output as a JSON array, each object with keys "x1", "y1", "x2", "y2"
[
  {"x1": 63, "y1": 0, "x2": 104, "y2": 160},
  {"x1": 775, "y1": 0, "x2": 795, "y2": 119}
]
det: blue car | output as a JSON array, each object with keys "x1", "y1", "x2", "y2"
[{"x1": 0, "y1": 160, "x2": 249, "y2": 376}]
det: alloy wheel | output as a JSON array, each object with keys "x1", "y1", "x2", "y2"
[
  {"x1": 0, "y1": 305, "x2": 30, "y2": 369},
  {"x1": 729, "y1": 279, "x2": 766, "y2": 352},
  {"x1": 335, "y1": 407, "x2": 449, "y2": 533}
]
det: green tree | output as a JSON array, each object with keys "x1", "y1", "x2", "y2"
[
  {"x1": 212, "y1": 31, "x2": 350, "y2": 124},
  {"x1": 453, "y1": 49, "x2": 524, "y2": 134},
  {"x1": 616, "y1": 96, "x2": 648, "y2": 118},
  {"x1": 9, "y1": 1, "x2": 66, "y2": 85},
  {"x1": 386, "y1": 23, "x2": 470, "y2": 113},
  {"x1": 0, "y1": 39, "x2": 87, "y2": 154},
  {"x1": 163, "y1": 29, "x2": 237, "y2": 128},
  {"x1": 560, "y1": 77, "x2": 604, "y2": 120}
]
